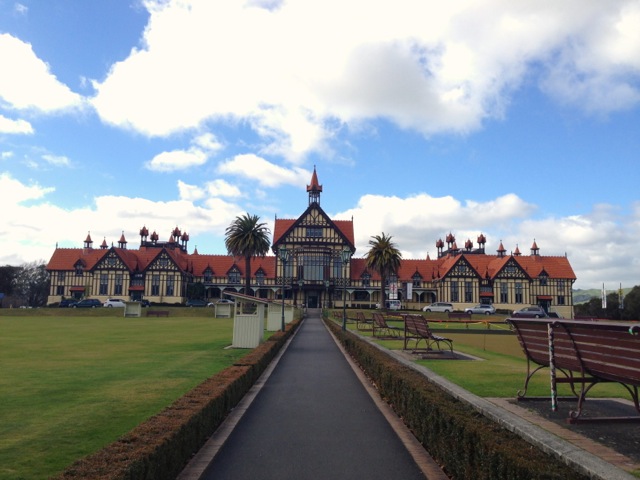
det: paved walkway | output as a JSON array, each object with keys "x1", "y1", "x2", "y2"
[{"x1": 179, "y1": 309, "x2": 447, "y2": 480}]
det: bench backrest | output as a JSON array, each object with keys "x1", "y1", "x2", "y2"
[
  {"x1": 405, "y1": 314, "x2": 431, "y2": 338},
  {"x1": 508, "y1": 318, "x2": 640, "y2": 385},
  {"x1": 372, "y1": 312, "x2": 388, "y2": 328},
  {"x1": 553, "y1": 321, "x2": 640, "y2": 386}
]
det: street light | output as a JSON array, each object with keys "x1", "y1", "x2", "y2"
[
  {"x1": 279, "y1": 245, "x2": 289, "y2": 332},
  {"x1": 341, "y1": 247, "x2": 352, "y2": 331}
]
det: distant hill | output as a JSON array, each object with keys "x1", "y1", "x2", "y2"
[{"x1": 573, "y1": 287, "x2": 633, "y2": 304}]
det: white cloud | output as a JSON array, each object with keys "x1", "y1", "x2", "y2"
[
  {"x1": 205, "y1": 179, "x2": 242, "y2": 198},
  {"x1": 217, "y1": 153, "x2": 310, "y2": 188},
  {"x1": 145, "y1": 132, "x2": 223, "y2": 172},
  {"x1": 0, "y1": 33, "x2": 83, "y2": 112},
  {"x1": 146, "y1": 147, "x2": 207, "y2": 172},
  {"x1": 0, "y1": 172, "x2": 243, "y2": 266},
  {"x1": 334, "y1": 191, "x2": 639, "y2": 289},
  {"x1": 177, "y1": 180, "x2": 205, "y2": 201},
  {"x1": 90, "y1": 0, "x2": 640, "y2": 160},
  {"x1": 0, "y1": 114, "x2": 33, "y2": 134},
  {"x1": 42, "y1": 154, "x2": 71, "y2": 167}
]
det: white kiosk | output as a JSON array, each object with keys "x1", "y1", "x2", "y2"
[
  {"x1": 267, "y1": 301, "x2": 294, "y2": 331},
  {"x1": 124, "y1": 301, "x2": 142, "y2": 318},
  {"x1": 224, "y1": 293, "x2": 270, "y2": 349}
]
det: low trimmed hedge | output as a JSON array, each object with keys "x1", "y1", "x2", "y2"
[
  {"x1": 53, "y1": 321, "x2": 300, "y2": 480},
  {"x1": 325, "y1": 319, "x2": 589, "y2": 480}
]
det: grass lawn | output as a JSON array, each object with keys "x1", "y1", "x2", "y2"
[{"x1": 0, "y1": 310, "x2": 248, "y2": 480}]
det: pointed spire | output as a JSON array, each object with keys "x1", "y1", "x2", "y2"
[{"x1": 306, "y1": 165, "x2": 322, "y2": 205}]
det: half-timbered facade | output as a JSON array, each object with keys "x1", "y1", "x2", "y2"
[{"x1": 46, "y1": 168, "x2": 576, "y2": 316}]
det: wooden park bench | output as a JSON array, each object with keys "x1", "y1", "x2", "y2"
[
  {"x1": 403, "y1": 314, "x2": 453, "y2": 354},
  {"x1": 507, "y1": 317, "x2": 640, "y2": 423},
  {"x1": 147, "y1": 310, "x2": 169, "y2": 317},
  {"x1": 356, "y1": 311, "x2": 373, "y2": 331},
  {"x1": 372, "y1": 312, "x2": 402, "y2": 338}
]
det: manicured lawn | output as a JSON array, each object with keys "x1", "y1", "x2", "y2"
[{"x1": 0, "y1": 312, "x2": 247, "y2": 480}]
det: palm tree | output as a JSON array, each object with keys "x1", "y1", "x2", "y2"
[
  {"x1": 365, "y1": 232, "x2": 402, "y2": 310},
  {"x1": 225, "y1": 213, "x2": 271, "y2": 297}
]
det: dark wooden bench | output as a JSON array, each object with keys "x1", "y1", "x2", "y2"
[
  {"x1": 356, "y1": 311, "x2": 373, "y2": 331},
  {"x1": 403, "y1": 314, "x2": 453, "y2": 354},
  {"x1": 372, "y1": 312, "x2": 402, "y2": 338},
  {"x1": 507, "y1": 317, "x2": 640, "y2": 423},
  {"x1": 447, "y1": 311, "x2": 475, "y2": 328},
  {"x1": 147, "y1": 310, "x2": 169, "y2": 317}
]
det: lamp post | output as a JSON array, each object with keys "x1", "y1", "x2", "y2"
[
  {"x1": 341, "y1": 247, "x2": 352, "y2": 331},
  {"x1": 279, "y1": 245, "x2": 289, "y2": 332}
]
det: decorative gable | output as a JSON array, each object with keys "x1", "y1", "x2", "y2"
[
  {"x1": 148, "y1": 251, "x2": 179, "y2": 272},
  {"x1": 446, "y1": 257, "x2": 478, "y2": 278},
  {"x1": 495, "y1": 258, "x2": 528, "y2": 279},
  {"x1": 95, "y1": 250, "x2": 126, "y2": 270}
]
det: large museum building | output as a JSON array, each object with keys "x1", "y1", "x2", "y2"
[{"x1": 46, "y1": 169, "x2": 576, "y2": 317}]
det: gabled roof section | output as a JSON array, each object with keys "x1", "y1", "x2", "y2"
[
  {"x1": 273, "y1": 202, "x2": 355, "y2": 250},
  {"x1": 46, "y1": 248, "x2": 108, "y2": 272}
]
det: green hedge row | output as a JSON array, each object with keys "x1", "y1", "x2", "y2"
[
  {"x1": 53, "y1": 321, "x2": 300, "y2": 480},
  {"x1": 325, "y1": 319, "x2": 589, "y2": 480}
]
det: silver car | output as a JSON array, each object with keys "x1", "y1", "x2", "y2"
[
  {"x1": 464, "y1": 304, "x2": 496, "y2": 315},
  {"x1": 103, "y1": 298, "x2": 126, "y2": 308},
  {"x1": 422, "y1": 302, "x2": 454, "y2": 313}
]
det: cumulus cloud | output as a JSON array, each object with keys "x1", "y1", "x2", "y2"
[
  {"x1": 332, "y1": 191, "x2": 638, "y2": 289},
  {"x1": 0, "y1": 114, "x2": 33, "y2": 134},
  {"x1": 90, "y1": 0, "x2": 640, "y2": 160},
  {"x1": 217, "y1": 153, "x2": 310, "y2": 188},
  {"x1": 0, "y1": 33, "x2": 83, "y2": 112},
  {"x1": 0, "y1": 172, "x2": 242, "y2": 265},
  {"x1": 145, "y1": 132, "x2": 223, "y2": 171}
]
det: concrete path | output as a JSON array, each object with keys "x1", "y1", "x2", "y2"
[{"x1": 179, "y1": 309, "x2": 445, "y2": 480}]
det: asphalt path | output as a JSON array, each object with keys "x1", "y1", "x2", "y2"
[{"x1": 197, "y1": 310, "x2": 426, "y2": 480}]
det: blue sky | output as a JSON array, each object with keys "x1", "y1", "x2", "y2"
[{"x1": 1, "y1": 0, "x2": 639, "y2": 290}]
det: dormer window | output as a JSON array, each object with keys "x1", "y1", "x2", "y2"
[
  {"x1": 256, "y1": 270, "x2": 265, "y2": 285},
  {"x1": 74, "y1": 262, "x2": 84, "y2": 276},
  {"x1": 361, "y1": 273, "x2": 371, "y2": 287},
  {"x1": 412, "y1": 273, "x2": 422, "y2": 287},
  {"x1": 203, "y1": 267, "x2": 213, "y2": 283},
  {"x1": 228, "y1": 268, "x2": 241, "y2": 284}
]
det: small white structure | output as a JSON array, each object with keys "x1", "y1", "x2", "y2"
[
  {"x1": 224, "y1": 293, "x2": 270, "y2": 349},
  {"x1": 124, "y1": 301, "x2": 142, "y2": 318},
  {"x1": 267, "y1": 302, "x2": 294, "y2": 331},
  {"x1": 215, "y1": 303, "x2": 233, "y2": 318}
]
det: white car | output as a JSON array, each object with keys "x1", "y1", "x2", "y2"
[
  {"x1": 103, "y1": 298, "x2": 126, "y2": 308},
  {"x1": 422, "y1": 302, "x2": 454, "y2": 313},
  {"x1": 464, "y1": 304, "x2": 496, "y2": 315}
]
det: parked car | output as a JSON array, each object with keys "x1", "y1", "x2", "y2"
[
  {"x1": 73, "y1": 299, "x2": 102, "y2": 308},
  {"x1": 58, "y1": 299, "x2": 77, "y2": 308},
  {"x1": 375, "y1": 300, "x2": 401, "y2": 310},
  {"x1": 422, "y1": 302, "x2": 454, "y2": 313},
  {"x1": 185, "y1": 298, "x2": 208, "y2": 307},
  {"x1": 512, "y1": 305, "x2": 548, "y2": 318},
  {"x1": 464, "y1": 304, "x2": 496, "y2": 315},
  {"x1": 103, "y1": 298, "x2": 126, "y2": 308},
  {"x1": 139, "y1": 299, "x2": 151, "y2": 307},
  {"x1": 216, "y1": 298, "x2": 234, "y2": 304}
]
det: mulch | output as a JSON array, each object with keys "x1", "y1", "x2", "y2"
[{"x1": 510, "y1": 398, "x2": 640, "y2": 463}]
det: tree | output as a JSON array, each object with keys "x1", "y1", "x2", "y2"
[
  {"x1": 365, "y1": 232, "x2": 402, "y2": 310},
  {"x1": 12, "y1": 261, "x2": 49, "y2": 307},
  {"x1": 225, "y1": 213, "x2": 271, "y2": 297},
  {"x1": 0, "y1": 265, "x2": 20, "y2": 295}
]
